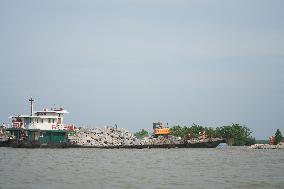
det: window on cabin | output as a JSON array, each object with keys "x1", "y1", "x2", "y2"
[
  {"x1": 36, "y1": 119, "x2": 38, "y2": 123},
  {"x1": 48, "y1": 118, "x2": 51, "y2": 123},
  {"x1": 41, "y1": 119, "x2": 43, "y2": 123},
  {"x1": 52, "y1": 119, "x2": 55, "y2": 123}
]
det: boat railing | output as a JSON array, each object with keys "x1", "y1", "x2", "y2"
[
  {"x1": 57, "y1": 124, "x2": 76, "y2": 131},
  {"x1": 12, "y1": 122, "x2": 23, "y2": 128}
]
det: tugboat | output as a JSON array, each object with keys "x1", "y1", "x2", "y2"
[{"x1": 6, "y1": 97, "x2": 75, "y2": 148}]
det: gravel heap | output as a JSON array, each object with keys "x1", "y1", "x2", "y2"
[
  {"x1": 142, "y1": 135, "x2": 183, "y2": 145},
  {"x1": 68, "y1": 126, "x2": 184, "y2": 147},
  {"x1": 68, "y1": 127, "x2": 141, "y2": 147},
  {"x1": 0, "y1": 126, "x2": 12, "y2": 141}
]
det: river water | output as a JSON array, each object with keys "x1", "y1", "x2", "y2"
[{"x1": 0, "y1": 147, "x2": 283, "y2": 189}]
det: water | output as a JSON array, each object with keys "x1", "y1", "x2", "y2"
[{"x1": 0, "y1": 147, "x2": 283, "y2": 189}]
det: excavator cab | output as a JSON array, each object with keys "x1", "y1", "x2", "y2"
[{"x1": 153, "y1": 122, "x2": 170, "y2": 136}]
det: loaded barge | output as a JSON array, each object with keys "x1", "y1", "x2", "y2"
[
  {"x1": 0, "y1": 98, "x2": 225, "y2": 148},
  {"x1": 71, "y1": 138, "x2": 225, "y2": 149}
]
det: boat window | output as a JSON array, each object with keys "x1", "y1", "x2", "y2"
[
  {"x1": 36, "y1": 119, "x2": 38, "y2": 123},
  {"x1": 52, "y1": 119, "x2": 55, "y2": 123},
  {"x1": 48, "y1": 118, "x2": 51, "y2": 123},
  {"x1": 41, "y1": 119, "x2": 43, "y2": 123}
]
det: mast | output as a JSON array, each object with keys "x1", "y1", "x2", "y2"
[{"x1": 28, "y1": 97, "x2": 34, "y2": 116}]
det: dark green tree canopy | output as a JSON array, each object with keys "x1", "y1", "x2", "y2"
[
  {"x1": 274, "y1": 129, "x2": 283, "y2": 145},
  {"x1": 170, "y1": 123, "x2": 254, "y2": 146},
  {"x1": 134, "y1": 129, "x2": 149, "y2": 139}
]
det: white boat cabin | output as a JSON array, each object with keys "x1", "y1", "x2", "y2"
[{"x1": 10, "y1": 98, "x2": 74, "y2": 131}]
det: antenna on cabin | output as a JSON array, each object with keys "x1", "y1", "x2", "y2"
[
  {"x1": 28, "y1": 97, "x2": 34, "y2": 116},
  {"x1": 51, "y1": 104, "x2": 56, "y2": 110}
]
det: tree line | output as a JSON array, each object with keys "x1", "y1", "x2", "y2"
[
  {"x1": 169, "y1": 123, "x2": 255, "y2": 146},
  {"x1": 134, "y1": 124, "x2": 283, "y2": 146},
  {"x1": 134, "y1": 123, "x2": 256, "y2": 146}
]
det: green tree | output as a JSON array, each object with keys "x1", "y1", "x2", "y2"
[
  {"x1": 170, "y1": 124, "x2": 205, "y2": 138},
  {"x1": 170, "y1": 125, "x2": 188, "y2": 138},
  {"x1": 231, "y1": 124, "x2": 252, "y2": 146},
  {"x1": 213, "y1": 124, "x2": 252, "y2": 146},
  {"x1": 274, "y1": 129, "x2": 283, "y2": 145},
  {"x1": 204, "y1": 127, "x2": 216, "y2": 138},
  {"x1": 215, "y1": 125, "x2": 234, "y2": 145},
  {"x1": 170, "y1": 123, "x2": 254, "y2": 146},
  {"x1": 245, "y1": 136, "x2": 256, "y2": 146},
  {"x1": 188, "y1": 124, "x2": 204, "y2": 138},
  {"x1": 134, "y1": 129, "x2": 149, "y2": 139}
]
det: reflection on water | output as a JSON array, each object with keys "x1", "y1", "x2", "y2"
[{"x1": 0, "y1": 147, "x2": 283, "y2": 189}]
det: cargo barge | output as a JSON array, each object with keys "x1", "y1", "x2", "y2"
[
  {"x1": 70, "y1": 138, "x2": 225, "y2": 149},
  {"x1": 0, "y1": 98, "x2": 225, "y2": 148}
]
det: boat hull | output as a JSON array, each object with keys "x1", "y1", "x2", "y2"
[
  {"x1": 0, "y1": 139, "x2": 12, "y2": 147},
  {"x1": 185, "y1": 139, "x2": 226, "y2": 148},
  {"x1": 2, "y1": 138, "x2": 225, "y2": 149},
  {"x1": 71, "y1": 138, "x2": 226, "y2": 149}
]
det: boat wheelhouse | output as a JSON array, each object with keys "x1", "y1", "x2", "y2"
[{"x1": 10, "y1": 97, "x2": 74, "y2": 131}]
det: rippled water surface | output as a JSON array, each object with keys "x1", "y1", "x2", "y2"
[{"x1": 0, "y1": 147, "x2": 283, "y2": 189}]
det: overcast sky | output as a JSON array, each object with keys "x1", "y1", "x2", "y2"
[{"x1": 0, "y1": 0, "x2": 283, "y2": 139}]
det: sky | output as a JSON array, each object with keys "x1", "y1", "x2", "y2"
[{"x1": 0, "y1": 0, "x2": 283, "y2": 139}]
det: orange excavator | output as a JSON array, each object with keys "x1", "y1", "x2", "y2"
[{"x1": 153, "y1": 122, "x2": 170, "y2": 136}]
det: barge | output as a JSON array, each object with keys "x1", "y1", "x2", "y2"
[{"x1": 1, "y1": 97, "x2": 225, "y2": 148}]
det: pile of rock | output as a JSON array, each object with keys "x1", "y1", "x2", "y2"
[
  {"x1": 249, "y1": 142, "x2": 284, "y2": 149},
  {"x1": 142, "y1": 135, "x2": 183, "y2": 145},
  {"x1": 68, "y1": 126, "x2": 141, "y2": 147},
  {"x1": 68, "y1": 126, "x2": 184, "y2": 147},
  {"x1": 186, "y1": 138, "x2": 223, "y2": 144},
  {"x1": 0, "y1": 125, "x2": 11, "y2": 142}
]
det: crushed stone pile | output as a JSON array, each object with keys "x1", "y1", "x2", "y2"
[
  {"x1": 0, "y1": 125, "x2": 13, "y2": 141},
  {"x1": 68, "y1": 127, "x2": 184, "y2": 147},
  {"x1": 68, "y1": 127, "x2": 142, "y2": 147},
  {"x1": 142, "y1": 135, "x2": 183, "y2": 145}
]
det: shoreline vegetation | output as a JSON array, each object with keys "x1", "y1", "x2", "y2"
[{"x1": 134, "y1": 123, "x2": 283, "y2": 146}]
